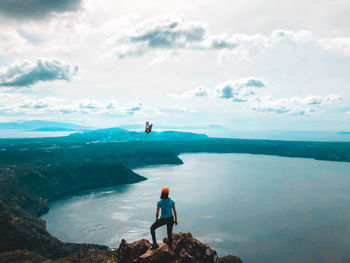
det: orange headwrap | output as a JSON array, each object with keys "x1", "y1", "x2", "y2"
[{"x1": 161, "y1": 187, "x2": 170, "y2": 194}]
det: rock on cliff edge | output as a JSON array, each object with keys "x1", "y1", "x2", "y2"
[
  {"x1": 117, "y1": 232, "x2": 243, "y2": 263},
  {"x1": 0, "y1": 232, "x2": 243, "y2": 263}
]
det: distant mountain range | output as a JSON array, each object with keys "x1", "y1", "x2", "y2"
[
  {"x1": 69, "y1": 127, "x2": 208, "y2": 141},
  {"x1": 118, "y1": 123, "x2": 228, "y2": 130},
  {"x1": 1, "y1": 120, "x2": 350, "y2": 141},
  {"x1": 0, "y1": 120, "x2": 90, "y2": 131},
  {"x1": 0, "y1": 121, "x2": 227, "y2": 132}
]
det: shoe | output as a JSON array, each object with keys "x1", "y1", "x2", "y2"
[{"x1": 151, "y1": 243, "x2": 159, "y2": 250}]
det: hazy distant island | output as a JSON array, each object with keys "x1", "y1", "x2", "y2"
[
  {"x1": 0, "y1": 120, "x2": 91, "y2": 131},
  {"x1": 1, "y1": 127, "x2": 350, "y2": 262}
]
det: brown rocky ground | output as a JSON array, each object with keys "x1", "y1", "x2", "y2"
[
  {"x1": 0, "y1": 233, "x2": 243, "y2": 263},
  {"x1": 117, "y1": 232, "x2": 242, "y2": 263}
]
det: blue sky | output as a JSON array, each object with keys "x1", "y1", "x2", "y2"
[{"x1": 0, "y1": 0, "x2": 350, "y2": 131}]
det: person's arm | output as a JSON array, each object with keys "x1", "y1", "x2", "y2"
[
  {"x1": 173, "y1": 204, "x2": 178, "y2": 225},
  {"x1": 156, "y1": 206, "x2": 160, "y2": 221}
]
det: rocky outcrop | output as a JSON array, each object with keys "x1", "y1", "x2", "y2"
[
  {"x1": 117, "y1": 232, "x2": 243, "y2": 263},
  {"x1": 219, "y1": 255, "x2": 243, "y2": 263},
  {"x1": 0, "y1": 233, "x2": 242, "y2": 263}
]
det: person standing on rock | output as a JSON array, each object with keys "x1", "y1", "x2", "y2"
[{"x1": 150, "y1": 187, "x2": 178, "y2": 250}]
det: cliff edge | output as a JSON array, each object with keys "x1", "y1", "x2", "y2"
[
  {"x1": 0, "y1": 232, "x2": 243, "y2": 263},
  {"x1": 117, "y1": 232, "x2": 242, "y2": 263}
]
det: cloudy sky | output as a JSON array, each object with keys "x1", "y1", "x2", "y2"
[{"x1": 0, "y1": 0, "x2": 350, "y2": 132}]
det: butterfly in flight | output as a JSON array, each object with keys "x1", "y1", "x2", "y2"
[{"x1": 145, "y1": 121, "x2": 153, "y2": 134}]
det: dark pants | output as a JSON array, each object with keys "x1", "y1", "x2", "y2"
[{"x1": 150, "y1": 216, "x2": 174, "y2": 244}]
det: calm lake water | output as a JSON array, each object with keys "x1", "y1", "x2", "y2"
[{"x1": 41, "y1": 154, "x2": 350, "y2": 263}]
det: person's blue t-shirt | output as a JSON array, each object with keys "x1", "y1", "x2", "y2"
[{"x1": 157, "y1": 198, "x2": 175, "y2": 219}]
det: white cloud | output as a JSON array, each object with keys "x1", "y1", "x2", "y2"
[
  {"x1": 251, "y1": 94, "x2": 342, "y2": 115},
  {"x1": 61, "y1": 99, "x2": 144, "y2": 115},
  {"x1": 104, "y1": 16, "x2": 206, "y2": 58},
  {"x1": 162, "y1": 105, "x2": 197, "y2": 113},
  {"x1": 0, "y1": 58, "x2": 79, "y2": 87},
  {"x1": 290, "y1": 94, "x2": 342, "y2": 105},
  {"x1": 103, "y1": 16, "x2": 313, "y2": 59},
  {"x1": 19, "y1": 97, "x2": 63, "y2": 110},
  {"x1": 183, "y1": 85, "x2": 210, "y2": 98},
  {"x1": 17, "y1": 13, "x2": 91, "y2": 54},
  {"x1": 217, "y1": 29, "x2": 314, "y2": 61},
  {"x1": 318, "y1": 37, "x2": 350, "y2": 56},
  {"x1": 214, "y1": 78, "x2": 266, "y2": 101},
  {"x1": 270, "y1": 29, "x2": 313, "y2": 43},
  {"x1": 0, "y1": 94, "x2": 65, "y2": 114},
  {"x1": 0, "y1": 27, "x2": 29, "y2": 54},
  {"x1": 181, "y1": 77, "x2": 267, "y2": 102},
  {"x1": 123, "y1": 101, "x2": 144, "y2": 115},
  {"x1": 0, "y1": 93, "x2": 144, "y2": 116},
  {"x1": 179, "y1": 77, "x2": 342, "y2": 116},
  {"x1": 0, "y1": 92, "x2": 15, "y2": 102},
  {"x1": 5, "y1": 12, "x2": 343, "y2": 65},
  {"x1": 208, "y1": 29, "x2": 312, "y2": 53},
  {"x1": 252, "y1": 98, "x2": 293, "y2": 114},
  {"x1": 4, "y1": 14, "x2": 317, "y2": 61},
  {"x1": 69, "y1": 99, "x2": 116, "y2": 114}
]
